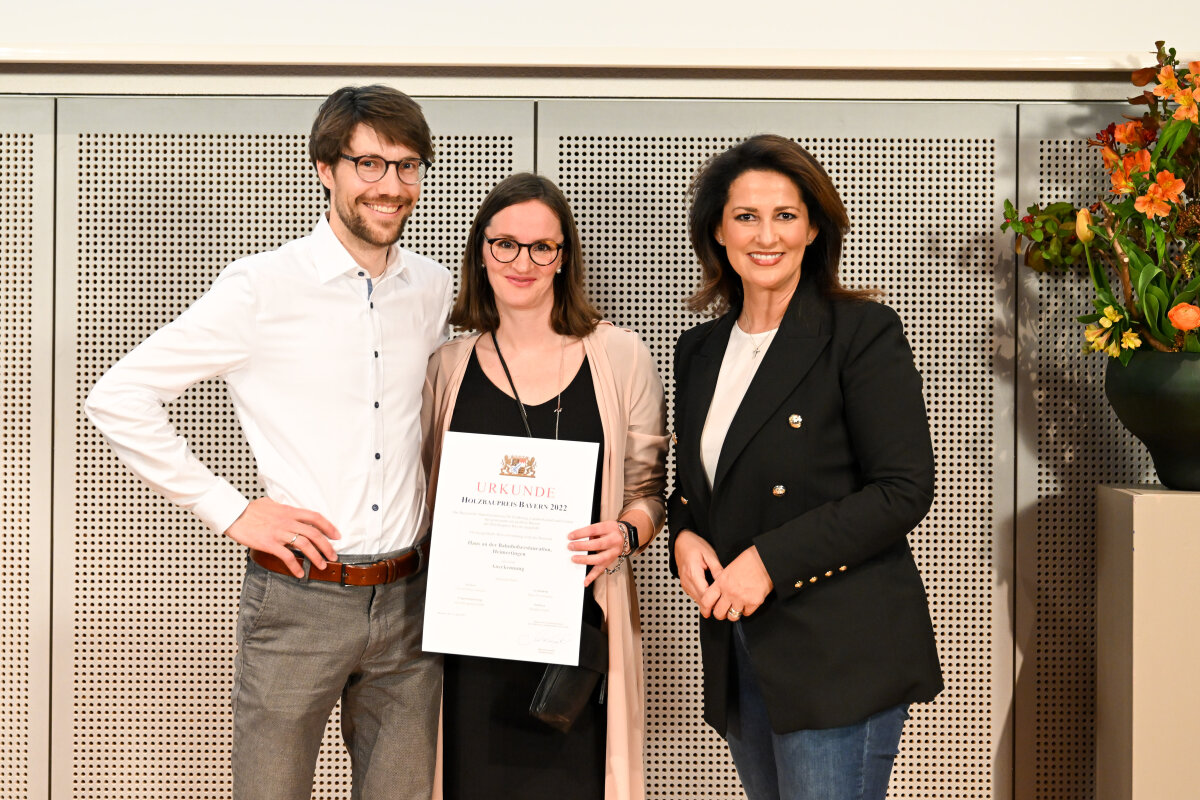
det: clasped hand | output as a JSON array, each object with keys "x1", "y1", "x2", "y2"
[{"x1": 674, "y1": 531, "x2": 773, "y2": 621}]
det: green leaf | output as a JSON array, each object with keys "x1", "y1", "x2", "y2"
[
  {"x1": 1143, "y1": 292, "x2": 1171, "y2": 344},
  {"x1": 1185, "y1": 332, "x2": 1200, "y2": 353},
  {"x1": 1031, "y1": 228, "x2": 1044, "y2": 242},
  {"x1": 1148, "y1": 285, "x2": 1178, "y2": 337},
  {"x1": 1155, "y1": 118, "x2": 1191, "y2": 161},
  {"x1": 1137, "y1": 260, "x2": 1164, "y2": 305},
  {"x1": 1086, "y1": 246, "x2": 1118, "y2": 306},
  {"x1": 1119, "y1": 347, "x2": 1134, "y2": 366},
  {"x1": 1173, "y1": 274, "x2": 1200, "y2": 305}
]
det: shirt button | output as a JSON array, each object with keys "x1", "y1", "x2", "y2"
[
  {"x1": 371, "y1": 504, "x2": 379, "y2": 511},
  {"x1": 358, "y1": 271, "x2": 365, "y2": 277},
  {"x1": 370, "y1": 302, "x2": 375, "y2": 309},
  {"x1": 375, "y1": 453, "x2": 381, "y2": 460},
  {"x1": 374, "y1": 351, "x2": 379, "y2": 358},
  {"x1": 374, "y1": 402, "x2": 380, "y2": 408}
]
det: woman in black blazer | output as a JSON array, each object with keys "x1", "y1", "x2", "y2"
[{"x1": 668, "y1": 135, "x2": 941, "y2": 800}]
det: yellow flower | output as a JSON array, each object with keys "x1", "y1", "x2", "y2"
[
  {"x1": 1106, "y1": 342, "x2": 1122, "y2": 358},
  {"x1": 1085, "y1": 324, "x2": 1111, "y2": 351},
  {"x1": 1104, "y1": 306, "x2": 1123, "y2": 323},
  {"x1": 1075, "y1": 208, "x2": 1094, "y2": 243},
  {"x1": 1121, "y1": 330, "x2": 1142, "y2": 350}
]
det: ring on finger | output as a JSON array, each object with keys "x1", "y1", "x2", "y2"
[
  {"x1": 287, "y1": 533, "x2": 299, "y2": 546},
  {"x1": 727, "y1": 608, "x2": 742, "y2": 620}
]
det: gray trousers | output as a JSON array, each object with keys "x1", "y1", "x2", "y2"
[{"x1": 231, "y1": 550, "x2": 441, "y2": 800}]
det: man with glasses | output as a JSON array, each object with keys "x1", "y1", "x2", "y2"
[{"x1": 85, "y1": 85, "x2": 452, "y2": 800}]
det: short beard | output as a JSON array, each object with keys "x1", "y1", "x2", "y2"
[{"x1": 336, "y1": 197, "x2": 410, "y2": 249}]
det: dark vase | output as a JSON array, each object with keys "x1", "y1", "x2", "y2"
[{"x1": 1105, "y1": 351, "x2": 1200, "y2": 491}]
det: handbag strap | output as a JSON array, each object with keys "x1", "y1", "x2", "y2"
[{"x1": 490, "y1": 331, "x2": 533, "y2": 438}]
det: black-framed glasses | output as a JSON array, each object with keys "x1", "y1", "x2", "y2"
[
  {"x1": 486, "y1": 237, "x2": 564, "y2": 266},
  {"x1": 339, "y1": 153, "x2": 432, "y2": 185}
]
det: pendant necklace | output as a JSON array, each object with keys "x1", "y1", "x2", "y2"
[{"x1": 491, "y1": 331, "x2": 565, "y2": 440}]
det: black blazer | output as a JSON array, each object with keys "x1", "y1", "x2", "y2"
[{"x1": 668, "y1": 278, "x2": 942, "y2": 735}]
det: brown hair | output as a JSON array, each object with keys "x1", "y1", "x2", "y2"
[
  {"x1": 308, "y1": 85, "x2": 434, "y2": 201},
  {"x1": 450, "y1": 173, "x2": 600, "y2": 337},
  {"x1": 686, "y1": 134, "x2": 874, "y2": 315}
]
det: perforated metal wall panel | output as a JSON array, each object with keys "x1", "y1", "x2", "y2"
[
  {"x1": 0, "y1": 96, "x2": 53, "y2": 800},
  {"x1": 1013, "y1": 103, "x2": 1157, "y2": 800},
  {"x1": 539, "y1": 100, "x2": 1017, "y2": 799},
  {"x1": 51, "y1": 96, "x2": 534, "y2": 798}
]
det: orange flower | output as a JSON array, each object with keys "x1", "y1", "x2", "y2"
[
  {"x1": 1112, "y1": 149, "x2": 1153, "y2": 194},
  {"x1": 1114, "y1": 121, "x2": 1147, "y2": 144},
  {"x1": 1101, "y1": 146, "x2": 1120, "y2": 170},
  {"x1": 1174, "y1": 88, "x2": 1198, "y2": 124},
  {"x1": 1154, "y1": 170, "x2": 1185, "y2": 203},
  {"x1": 1135, "y1": 185, "x2": 1172, "y2": 218},
  {"x1": 1188, "y1": 62, "x2": 1200, "y2": 87},
  {"x1": 1126, "y1": 148, "x2": 1152, "y2": 175},
  {"x1": 1075, "y1": 208, "x2": 1095, "y2": 243},
  {"x1": 1153, "y1": 66, "x2": 1181, "y2": 98},
  {"x1": 1111, "y1": 165, "x2": 1135, "y2": 194},
  {"x1": 1168, "y1": 303, "x2": 1200, "y2": 331}
]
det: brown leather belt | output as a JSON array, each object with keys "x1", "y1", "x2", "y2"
[{"x1": 250, "y1": 537, "x2": 430, "y2": 586}]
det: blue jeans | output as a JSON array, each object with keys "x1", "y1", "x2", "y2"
[{"x1": 726, "y1": 624, "x2": 909, "y2": 800}]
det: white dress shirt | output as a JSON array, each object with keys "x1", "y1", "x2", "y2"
[{"x1": 85, "y1": 215, "x2": 453, "y2": 555}]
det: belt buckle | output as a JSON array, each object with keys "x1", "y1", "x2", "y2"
[
  {"x1": 385, "y1": 557, "x2": 397, "y2": 584},
  {"x1": 339, "y1": 562, "x2": 348, "y2": 586}
]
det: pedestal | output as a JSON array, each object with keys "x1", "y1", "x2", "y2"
[{"x1": 1096, "y1": 486, "x2": 1200, "y2": 800}]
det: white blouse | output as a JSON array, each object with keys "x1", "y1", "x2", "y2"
[{"x1": 699, "y1": 323, "x2": 779, "y2": 488}]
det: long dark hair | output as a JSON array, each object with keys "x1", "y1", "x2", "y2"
[
  {"x1": 687, "y1": 134, "x2": 874, "y2": 315},
  {"x1": 450, "y1": 173, "x2": 600, "y2": 336}
]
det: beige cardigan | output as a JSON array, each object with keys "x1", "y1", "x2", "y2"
[{"x1": 422, "y1": 322, "x2": 668, "y2": 800}]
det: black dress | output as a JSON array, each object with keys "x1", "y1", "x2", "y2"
[{"x1": 442, "y1": 348, "x2": 607, "y2": 800}]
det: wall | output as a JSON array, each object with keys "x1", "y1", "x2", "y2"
[{"x1": 1, "y1": 23, "x2": 1189, "y2": 800}]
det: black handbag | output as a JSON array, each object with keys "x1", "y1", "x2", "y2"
[{"x1": 529, "y1": 621, "x2": 608, "y2": 733}]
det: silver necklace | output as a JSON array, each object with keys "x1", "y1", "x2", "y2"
[
  {"x1": 748, "y1": 330, "x2": 772, "y2": 358},
  {"x1": 739, "y1": 321, "x2": 776, "y2": 358}
]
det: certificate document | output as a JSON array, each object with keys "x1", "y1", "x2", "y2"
[{"x1": 423, "y1": 431, "x2": 599, "y2": 666}]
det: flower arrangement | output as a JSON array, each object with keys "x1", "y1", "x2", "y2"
[{"x1": 1002, "y1": 42, "x2": 1200, "y2": 364}]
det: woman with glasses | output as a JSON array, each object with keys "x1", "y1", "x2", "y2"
[
  {"x1": 668, "y1": 135, "x2": 942, "y2": 800},
  {"x1": 422, "y1": 173, "x2": 668, "y2": 800}
]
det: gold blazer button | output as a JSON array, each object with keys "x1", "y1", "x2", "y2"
[
  {"x1": 809, "y1": 576, "x2": 819, "y2": 583},
  {"x1": 794, "y1": 580, "x2": 804, "y2": 589},
  {"x1": 772, "y1": 485, "x2": 786, "y2": 497},
  {"x1": 671, "y1": 432, "x2": 678, "y2": 444},
  {"x1": 838, "y1": 565, "x2": 847, "y2": 572},
  {"x1": 680, "y1": 496, "x2": 688, "y2": 505},
  {"x1": 825, "y1": 570, "x2": 834, "y2": 577},
  {"x1": 788, "y1": 414, "x2": 803, "y2": 428}
]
